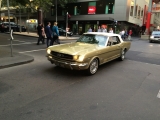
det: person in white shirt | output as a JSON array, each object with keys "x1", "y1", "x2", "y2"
[
  {"x1": 121, "y1": 29, "x2": 125, "y2": 39},
  {"x1": 102, "y1": 27, "x2": 107, "y2": 32},
  {"x1": 97, "y1": 26, "x2": 102, "y2": 32},
  {"x1": 109, "y1": 28, "x2": 113, "y2": 33}
]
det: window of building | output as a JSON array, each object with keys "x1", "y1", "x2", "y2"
[
  {"x1": 138, "y1": 6, "x2": 141, "y2": 19},
  {"x1": 130, "y1": 1, "x2": 134, "y2": 16},
  {"x1": 135, "y1": 5, "x2": 138, "y2": 17},
  {"x1": 141, "y1": 9, "x2": 143, "y2": 18}
]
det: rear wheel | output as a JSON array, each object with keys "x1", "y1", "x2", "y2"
[{"x1": 86, "y1": 58, "x2": 98, "y2": 75}]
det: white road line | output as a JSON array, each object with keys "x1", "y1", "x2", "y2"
[
  {"x1": 0, "y1": 42, "x2": 37, "y2": 47},
  {"x1": 19, "y1": 49, "x2": 46, "y2": 53},
  {"x1": 7, "y1": 39, "x2": 26, "y2": 42},
  {"x1": 157, "y1": 90, "x2": 160, "y2": 98}
]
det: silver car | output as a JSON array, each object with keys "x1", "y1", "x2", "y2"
[{"x1": 149, "y1": 31, "x2": 160, "y2": 43}]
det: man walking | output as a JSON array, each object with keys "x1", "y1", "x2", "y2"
[
  {"x1": 37, "y1": 23, "x2": 43, "y2": 45},
  {"x1": 45, "y1": 22, "x2": 52, "y2": 47}
]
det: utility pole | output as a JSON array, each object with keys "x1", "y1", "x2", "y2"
[
  {"x1": 55, "y1": 0, "x2": 57, "y2": 22},
  {"x1": 66, "y1": 12, "x2": 68, "y2": 38},
  {"x1": 0, "y1": 0, "x2": 2, "y2": 22},
  {"x1": 7, "y1": 0, "x2": 11, "y2": 31},
  {"x1": 19, "y1": 6, "x2": 21, "y2": 33},
  {"x1": 146, "y1": 0, "x2": 152, "y2": 35}
]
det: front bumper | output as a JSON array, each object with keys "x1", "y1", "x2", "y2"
[
  {"x1": 47, "y1": 55, "x2": 89, "y2": 70},
  {"x1": 150, "y1": 38, "x2": 160, "y2": 41}
]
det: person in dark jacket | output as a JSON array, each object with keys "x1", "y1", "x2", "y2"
[
  {"x1": 37, "y1": 23, "x2": 43, "y2": 45},
  {"x1": 51, "y1": 22, "x2": 60, "y2": 45},
  {"x1": 45, "y1": 22, "x2": 52, "y2": 47}
]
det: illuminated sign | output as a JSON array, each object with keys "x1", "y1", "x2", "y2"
[
  {"x1": 88, "y1": 6, "x2": 96, "y2": 14},
  {"x1": 26, "y1": 19, "x2": 37, "y2": 23}
]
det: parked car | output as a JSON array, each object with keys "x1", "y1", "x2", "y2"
[
  {"x1": 46, "y1": 32, "x2": 131, "y2": 75},
  {"x1": 149, "y1": 30, "x2": 160, "y2": 43},
  {"x1": 58, "y1": 28, "x2": 73, "y2": 36},
  {"x1": 0, "y1": 22, "x2": 26, "y2": 32}
]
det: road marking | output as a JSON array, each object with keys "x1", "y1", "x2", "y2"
[
  {"x1": 19, "y1": 49, "x2": 46, "y2": 53},
  {"x1": 0, "y1": 42, "x2": 37, "y2": 47},
  {"x1": 7, "y1": 39, "x2": 26, "y2": 42},
  {"x1": 157, "y1": 90, "x2": 160, "y2": 98}
]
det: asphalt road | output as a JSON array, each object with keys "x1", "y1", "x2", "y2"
[{"x1": 0, "y1": 33, "x2": 160, "y2": 120}]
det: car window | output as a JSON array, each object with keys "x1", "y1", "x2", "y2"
[
  {"x1": 77, "y1": 34, "x2": 107, "y2": 46},
  {"x1": 107, "y1": 36, "x2": 120, "y2": 46},
  {"x1": 152, "y1": 31, "x2": 160, "y2": 35}
]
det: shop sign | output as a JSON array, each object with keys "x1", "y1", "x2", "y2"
[{"x1": 88, "y1": 6, "x2": 96, "y2": 14}]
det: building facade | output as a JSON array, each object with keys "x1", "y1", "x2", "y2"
[{"x1": 45, "y1": 0, "x2": 151, "y2": 35}]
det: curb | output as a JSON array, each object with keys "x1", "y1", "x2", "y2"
[
  {"x1": 0, "y1": 55, "x2": 34, "y2": 69},
  {"x1": 9, "y1": 32, "x2": 79, "y2": 40}
]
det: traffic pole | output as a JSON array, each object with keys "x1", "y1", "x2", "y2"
[{"x1": 146, "y1": 0, "x2": 152, "y2": 35}]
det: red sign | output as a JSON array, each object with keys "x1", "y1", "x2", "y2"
[{"x1": 88, "y1": 6, "x2": 96, "y2": 14}]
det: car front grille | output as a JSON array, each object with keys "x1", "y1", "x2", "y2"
[
  {"x1": 154, "y1": 36, "x2": 160, "y2": 38},
  {"x1": 51, "y1": 51, "x2": 73, "y2": 60}
]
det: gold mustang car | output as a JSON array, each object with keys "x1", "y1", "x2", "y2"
[{"x1": 46, "y1": 32, "x2": 131, "y2": 75}]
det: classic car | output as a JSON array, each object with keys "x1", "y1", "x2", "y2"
[
  {"x1": 149, "y1": 30, "x2": 160, "y2": 43},
  {"x1": 46, "y1": 32, "x2": 131, "y2": 75}
]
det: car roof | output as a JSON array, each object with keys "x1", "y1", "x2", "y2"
[{"x1": 83, "y1": 32, "x2": 121, "y2": 37}]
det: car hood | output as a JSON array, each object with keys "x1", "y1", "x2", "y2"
[{"x1": 48, "y1": 42, "x2": 104, "y2": 55}]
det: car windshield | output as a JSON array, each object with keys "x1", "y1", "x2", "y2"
[
  {"x1": 77, "y1": 34, "x2": 107, "y2": 46},
  {"x1": 152, "y1": 31, "x2": 160, "y2": 35}
]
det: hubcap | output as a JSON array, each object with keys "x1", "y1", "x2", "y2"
[
  {"x1": 90, "y1": 59, "x2": 98, "y2": 74},
  {"x1": 121, "y1": 50, "x2": 125, "y2": 59}
]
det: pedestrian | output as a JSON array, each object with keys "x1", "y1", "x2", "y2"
[
  {"x1": 41, "y1": 24, "x2": 45, "y2": 44},
  {"x1": 51, "y1": 22, "x2": 60, "y2": 45},
  {"x1": 36, "y1": 23, "x2": 42, "y2": 45},
  {"x1": 109, "y1": 28, "x2": 113, "y2": 33},
  {"x1": 121, "y1": 29, "x2": 125, "y2": 39},
  {"x1": 97, "y1": 26, "x2": 102, "y2": 32},
  {"x1": 45, "y1": 22, "x2": 52, "y2": 47},
  {"x1": 128, "y1": 29, "x2": 132, "y2": 40},
  {"x1": 102, "y1": 27, "x2": 107, "y2": 32},
  {"x1": 88, "y1": 27, "x2": 92, "y2": 32}
]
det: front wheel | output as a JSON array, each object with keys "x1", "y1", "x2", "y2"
[
  {"x1": 86, "y1": 58, "x2": 99, "y2": 75},
  {"x1": 119, "y1": 49, "x2": 126, "y2": 61}
]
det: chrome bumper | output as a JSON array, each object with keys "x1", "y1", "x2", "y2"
[
  {"x1": 150, "y1": 38, "x2": 160, "y2": 41},
  {"x1": 47, "y1": 55, "x2": 88, "y2": 70}
]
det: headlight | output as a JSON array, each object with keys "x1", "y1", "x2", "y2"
[
  {"x1": 78, "y1": 55, "x2": 84, "y2": 62},
  {"x1": 73, "y1": 55, "x2": 85, "y2": 61},
  {"x1": 47, "y1": 49, "x2": 51, "y2": 54},
  {"x1": 150, "y1": 36, "x2": 154, "y2": 39},
  {"x1": 73, "y1": 55, "x2": 78, "y2": 60}
]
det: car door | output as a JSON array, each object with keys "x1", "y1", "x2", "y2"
[{"x1": 105, "y1": 36, "x2": 121, "y2": 61}]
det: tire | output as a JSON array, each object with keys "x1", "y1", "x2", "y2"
[
  {"x1": 149, "y1": 40, "x2": 152, "y2": 43},
  {"x1": 86, "y1": 58, "x2": 99, "y2": 75},
  {"x1": 119, "y1": 49, "x2": 126, "y2": 61}
]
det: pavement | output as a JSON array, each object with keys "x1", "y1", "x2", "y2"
[
  {"x1": 0, "y1": 32, "x2": 141, "y2": 69},
  {"x1": 0, "y1": 32, "x2": 80, "y2": 69}
]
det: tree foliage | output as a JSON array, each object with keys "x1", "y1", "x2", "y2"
[{"x1": 2, "y1": 0, "x2": 77, "y2": 12}]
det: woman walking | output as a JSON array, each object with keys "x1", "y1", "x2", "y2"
[{"x1": 51, "y1": 22, "x2": 60, "y2": 45}]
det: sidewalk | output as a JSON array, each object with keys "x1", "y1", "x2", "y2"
[
  {"x1": 12, "y1": 32, "x2": 80, "y2": 40},
  {"x1": 0, "y1": 47, "x2": 34, "y2": 69},
  {"x1": 0, "y1": 32, "x2": 79, "y2": 69}
]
